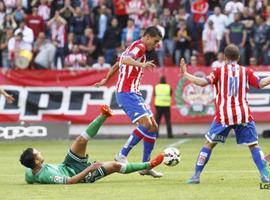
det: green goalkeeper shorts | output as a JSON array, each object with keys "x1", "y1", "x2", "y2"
[{"x1": 63, "y1": 149, "x2": 107, "y2": 183}]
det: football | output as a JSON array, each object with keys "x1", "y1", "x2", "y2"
[{"x1": 163, "y1": 147, "x2": 181, "y2": 166}]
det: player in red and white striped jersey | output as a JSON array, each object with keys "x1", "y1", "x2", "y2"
[
  {"x1": 181, "y1": 44, "x2": 270, "y2": 184},
  {"x1": 95, "y1": 26, "x2": 163, "y2": 178}
]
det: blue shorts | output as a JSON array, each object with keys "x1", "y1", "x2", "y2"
[
  {"x1": 205, "y1": 120, "x2": 258, "y2": 145},
  {"x1": 116, "y1": 92, "x2": 153, "y2": 123}
]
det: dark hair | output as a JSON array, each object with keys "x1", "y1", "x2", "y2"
[
  {"x1": 143, "y1": 26, "x2": 162, "y2": 38},
  {"x1": 160, "y1": 76, "x2": 166, "y2": 83},
  {"x1": 20, "y1": 148, "x2": 36, "y2": 169},
  {"x1": 224, "y1": 44, "x2": 240, "y2": 61}
]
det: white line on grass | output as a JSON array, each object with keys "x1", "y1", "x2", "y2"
[{"x1": 166, "y1": 139, "x2": 190, "y2": 148}]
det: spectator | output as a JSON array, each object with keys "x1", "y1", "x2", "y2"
[
  {"x1": 249, "y1": 15, "x2": 267, "y2": 65},
  {"x1": 224, "y1": 0, "x2": 244, "y2": 23},
  {"x1": 174, "y1": 19, "x2": 191, "y2": 65},
  {"x1": 146, "y1": 0, "x2": 162, "y2": 18},
  {"x1": 92, "y1": 56, "x2": 111, "y2": 70},
  {"x1": 14, "y1": 21, "x2": 34, "y2": 51},
  {"x1": 225, "y1": 12, "x2": 247, "y2": 65},
  {"x1": 38, "y1": 0, "x2": 51, "y2": 21},
  {"x1": 189, "y1": 55, "x2": 198, "y2": 67},
  {"x1": 126, "y1": 0, "x2": 146, "y2": 27},
  {"x1": 0, "y1": 28, "x2": 12, "y2": 68},
  {"x1": 80, "y1": 28, "x2": 102, "y2": 65},
  {"x1": 160, "y1": 8, "x2": 176, "y2": 57},
  {"x1": 113, "y1": 0, "x2": 129, "y2": 29},
  {"x1": 65, "y1": 32, "x2": 76, "y2": 54},
  {"x1": 162, "y1": 0, "x2": 181, "y2": 14},
  {"x1": 13, "y1": 2, "x2": 25, "y2": 24},
  {"x1": 0, "y1": 1, "x2": 6, "y2": 29},
  {"x1": 206, "y1": 6, "x2": 230, "y2": 39},
  {"x1": 4, "y1": 0, "x2": 17, "y2": 13},
  {"x1": 154, "y1": 76, "x2": 173, "y2": 138},
  {"x1": 191, "y1": 0, "x2": 209, "y2": 33},
  {"x1": 25, "y1": 7, "x2": 45, "y2": 39},
  {"x1": 121, "y1": 18, "x2": 140, "y2": 49},
  {"x1": 64, "y1": 44, "x2": 87, "y2": 69},
  {"x1": 103, "y1": 17, "x2": 121, "y2": 64},
  {"x1": 47, "y1": 11, "x2": 67, "y2": 69},
  {"x1": 2, "y1": 13, "x2": 17, "y2": 30},
  {"x1": 95, "y1": 5, "x2": 108, "y2": 41},
  {"x1": 211, "y1": 52, "x2": 225, "y2": 68},
  {"x1": 33, "y1": 32, "x2": 56, "y2": 69},
  {"x1": 59, "y1": 0, "x2": 75, "y2": 23},
  {"x1": 70, "y1": 6, "x2": 88, "y2": 44},
  {"x1": 249, "y1": 57, "x2": 257, "y2": 66},
  {"x1": 202, "y1": 20, "x2": 220, "y2": 66}
]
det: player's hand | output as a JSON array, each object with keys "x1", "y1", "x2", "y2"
[
  {"x1": 4, "y1": 94, "x2": 15, "y2": 104},
  {"x1": 94, "y1": 78, "x2": 107, "y2": 87},
  {"x1": 88, "y1": 162, "x2": 103, "y2": 171},
  {"x1": 143, "y1": 60, "x2": 156, "y2": 70},
  {"x1": 179, "y1": 58, "x2": 187, "y2": 75}
]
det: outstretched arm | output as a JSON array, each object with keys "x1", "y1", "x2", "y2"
[
  {"x1": 0, "y1": 88, "x2": 15, "y2": 104},
  {"x1": 259, "y1": 76, "x2": 270, "y2": 88},
  {"x1": 94, "y1": 61, "x2": 119, "y2": 87},
  {"x1": 179, "y1": 58, "x2": 209, "y2": 87}
]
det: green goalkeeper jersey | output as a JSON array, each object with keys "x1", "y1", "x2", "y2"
[{"x1": 25, "y1": 164, "x2": 76, "y2": 184}]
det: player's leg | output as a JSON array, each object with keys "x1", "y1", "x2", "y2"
[
  {"x1": 235, "y1": 121, "x2": 270, "y2": 183},
  {"x1": 70, "y1": 105, "x2": 113, "y2": 157},
  {"x1": 139, "y1": 116, "x2": 163, "y2": 178},
  {"x1": 104, "y1": 153, "x2": 164, "y2": 176},
  {"x1": 187, "y1": 120, "x2": 231, "y2": 184},
  {"x1": 115, "y1": 93, "x2": 152, "y2": 162},
  {"x1": 164, "y1": 107, "x2": 173, "y2": 138}
]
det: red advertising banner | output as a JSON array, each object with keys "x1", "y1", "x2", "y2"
[{"x1": 1, "y1": 67, "x2": 270, "y2": 124}]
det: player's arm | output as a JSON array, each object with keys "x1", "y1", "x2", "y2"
[
  {"x1": 259, "y1": 76, "x2": 270, "y2": 88},
  {"x1": 94, "y1": 61, "x2": 119, "y2": 87},
  {"x1": 0, "y1": 88, "x2": 15, "y2": 104},
  {"x1": 179, "y1": 58, "x2": 209, "y2": 87},
  {"x1": 121, "y1": 56, "x2": 156, "y2": 69},
  {"x1": 67, "y1": 162, "x2": 103, "y2": 184}
]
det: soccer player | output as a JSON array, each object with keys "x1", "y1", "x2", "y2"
[
  {"x1": 19, "y1": 105, "x2": 164, "y2": 184},
  {"x1": 180, "y1": 44, "x2": 270, "y2": 184},
  {"x1": 0, "y1": 88, "x2": 15, "y2": 104},
  {"x1": 95, "y1": 26, "x2": 163, "y2": 178}
]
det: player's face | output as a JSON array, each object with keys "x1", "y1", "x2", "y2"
[
  {"x1": 33, "y1": 149, "x2": 44, "y2": 164},
  {"x1": 145, "y1": 35, "x2": 161, "y2": 51}
]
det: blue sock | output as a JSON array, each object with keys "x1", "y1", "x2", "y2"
[
  {"x1": 194, "y1": 147, "x2": 212, "y2": 177},
  {"x1": 142, "y1": 132, "x2": 157, "y2": 162},
  {"x1": 120, "y1": 125, "x2": 147, "y2": 156},
  {"x1": 251, "y1": 147, "x2": 266, "y2": 174}
]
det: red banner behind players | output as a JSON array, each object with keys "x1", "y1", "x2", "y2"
[{"x1": 1, "y1": 68, "x2": 270, "y2": 124}]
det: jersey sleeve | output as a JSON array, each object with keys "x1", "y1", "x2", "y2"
[
  {"x1": 25, "y1": 169, "x2": 34, "y2": 184},
  {"x1": 206, "y1": 68, "x2": 220, "y2": 85},
  {"x1": 126, "y1": 44, "x2": 145, "y2": 60},
  {"x1": 247, "y1": 68, "x2": 260, "y2": 88}
]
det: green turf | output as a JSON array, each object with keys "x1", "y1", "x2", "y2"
[{"x1": 0, "y1": 138, "x2": 269, "y2": 200}]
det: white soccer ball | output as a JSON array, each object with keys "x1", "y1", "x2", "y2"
[{"x1": 163, "y1": 147, "x2": 181, "y2": 166}]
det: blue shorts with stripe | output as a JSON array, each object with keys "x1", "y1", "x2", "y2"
[
  {"x1": 205, "y1": 120, "x2": 258, "y2": 145},
  {"x1": 116, "y1": 92, "x2": 153, "y2": 123}
]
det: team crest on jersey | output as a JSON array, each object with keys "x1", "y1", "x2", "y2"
[{"x1": 175, "y1": 72, "x2": 215, "y2": 116}]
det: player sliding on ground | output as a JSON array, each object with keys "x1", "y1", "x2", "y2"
[
  {"x1": 19, "y1": 105, "x2": 164, "y2": 184},
  {"x1": 180, "y1": 44, "x2": 270, "y2": 184}
]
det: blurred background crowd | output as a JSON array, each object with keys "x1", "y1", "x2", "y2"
[{"x1": 0, "y1": 0, "x2": 270, "y2": 70}]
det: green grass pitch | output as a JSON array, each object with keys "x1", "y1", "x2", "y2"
[{"x1": 0, "y1": 138, "x2": 269, "y2": 200}]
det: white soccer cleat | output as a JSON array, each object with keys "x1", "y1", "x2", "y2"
[
  {"x1": 139, "y1": 169, "x2": 163, "y2": 178},
  {"x1": 114, "y1": 153, "x2": 128, "y2": 164}
]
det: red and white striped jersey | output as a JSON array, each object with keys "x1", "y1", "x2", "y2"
[
  {"x1": 206, "y1": 63, "x2": 260, "y2": 125},
  {"x1": 116, "y1": 40, "x2": 146, "y2": 94}
]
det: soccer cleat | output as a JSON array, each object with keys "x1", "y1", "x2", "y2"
[
  {"x1": 260, "y1": 166, "x2": 270, "y2": 183},
  {"x1": 139, "y1": 169, "x2": 163, "y2": 178},
  {"x1": 186, "y1": 175, "x2": 200, "y2": 184},
  {"x1": 114, "y1": 153, "x2": 128, "y2": 164},
  {"x1": 149, "y1": 153, "x2": 164, "y2": 169},
  {"x1": 101, "y1": 105, "x2": 113, "y2": 117}
]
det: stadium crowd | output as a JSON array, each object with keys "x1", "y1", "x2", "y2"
[{"x1": 0, "y1": 0, "x2": 270, "y2": 70}]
